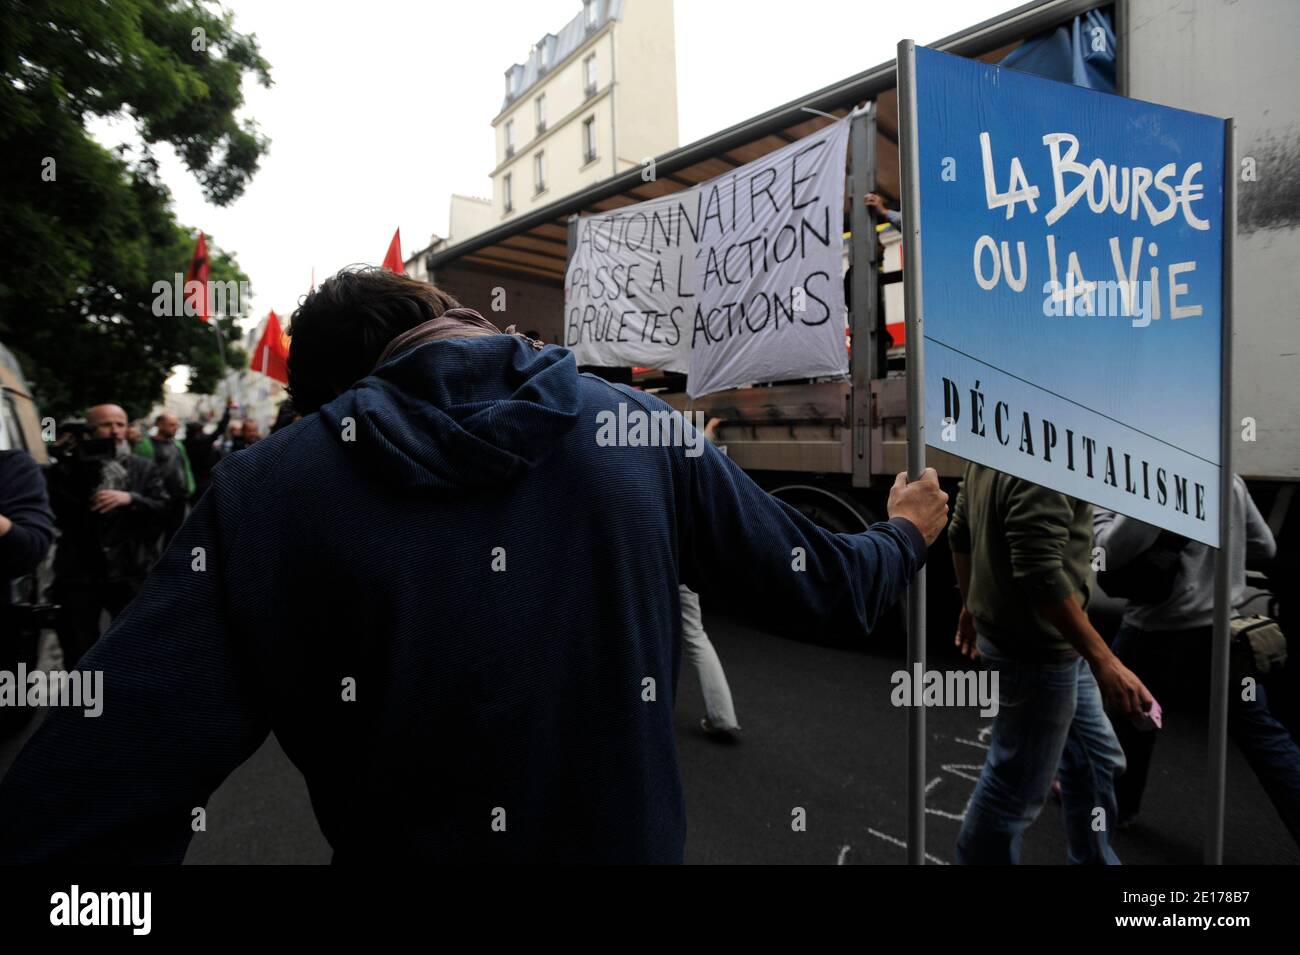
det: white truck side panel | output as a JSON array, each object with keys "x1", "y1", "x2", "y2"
[{"x1": 1127, "y1": 0, "x2": 1300, "y2": 480}]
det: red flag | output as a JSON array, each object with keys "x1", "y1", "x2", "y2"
[
  {"x1": 250, "y1": 311, "x2": 290, "y2": 385},
  {"x1": 382, "y1": 228, "x2": 404, "y2": 274},
  {"x1": 185, "y1": 232, "x2": 211, "y2": 322}
]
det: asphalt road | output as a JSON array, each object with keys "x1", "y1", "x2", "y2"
[
  {"x1": 673, "y1": 613, "x2": 1299, "y2": 865},
  {"x1": 3, "y1": 612, "x2": 1297, "y2": 865}
]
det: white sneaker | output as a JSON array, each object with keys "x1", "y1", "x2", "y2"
[{"x1": 700, "y1": 717, "x2": 740, "y2": 737}]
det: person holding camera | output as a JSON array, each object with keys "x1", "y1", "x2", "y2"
[{"x1": 45, "y1": 403, "x2": 169, "y2": 670}]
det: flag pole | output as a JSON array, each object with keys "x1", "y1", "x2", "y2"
[{"x1": 212, "y1": 317, "x2": 228, "y2": 384}]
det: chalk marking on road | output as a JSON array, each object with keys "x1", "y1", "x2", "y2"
[
  {"x1": 977, "y1": 724, "x2": 993, "y2": 744},
  {"x1": 941, "y1": 763, "x2": 985, "y2": 784},
  {"x1": 925, "y1": 775, "x2": 943, "y2": 794},
  {"x1": 865, "y1": 827, "x2": 950, "y2": 865},
  {"x1": 866, "y1": 827, "x2": 905, "y2": 849},
  {"x1": 955, "y1": 737, "x2": 988, "y2": 751},
  {"x1": 837, "y1": 844, "x2": 851, "y2": 865},
  {"x1": 926, "y1": 806, "x2": 966, "y2": 822}
]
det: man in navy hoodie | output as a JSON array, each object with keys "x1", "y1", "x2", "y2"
[{"x1": 0, "y1": 268, "x2": 947, "y2": 863}]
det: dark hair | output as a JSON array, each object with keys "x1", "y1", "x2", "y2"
[{"x1": 286, "y1": 266, "x2": 461, "y2": 414}]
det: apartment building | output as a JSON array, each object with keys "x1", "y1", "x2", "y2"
[
  {"x1": 492, "y1": 0, "x2": 678, "y2": 223},
  {"x1": 405, "y1": 195, "x2": 494, "y2": 279}
]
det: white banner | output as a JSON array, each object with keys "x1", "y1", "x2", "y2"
[
  {"x1": 564, "y1": 119, "x2": 851, "y2": 397},
  {"x1": 565, "y1": 189, "x2": 693, "y2": 373}
]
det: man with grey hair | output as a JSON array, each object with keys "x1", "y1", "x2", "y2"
[{"x1": 46, "y1": 403, "x2": 169, "y2": 669}]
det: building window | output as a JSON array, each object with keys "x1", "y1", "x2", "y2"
[
  {"x1": 534, "y1": 152, "x2": 546, "y2": 194},
  {"x1": 539, "y1": 39, "x2": 551, "y2": 72},
  {"x1": 503, "y1": 173, "x2": 513, "y2": 213},
  {"x1": 583, "y1": 53, "x2": 597, "y2": 97},
  {"x1": 585, "y1": 0, "x2": 598, "y2": 29},
  {"x1": 504, "y1": 119, "x2": 515, "y2": 158},
  {"x1": 535, "y1": 93, "x2": 546, "y2": 134},
  {"x1": 582, "y1": 117, "x2": 597, "y2": 165}
]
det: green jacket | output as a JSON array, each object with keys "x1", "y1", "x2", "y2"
[
  {"x1": 135, "y1": 435, "x2": 195, "y2": 496},
  {"x1": 948, "y1": 463, "x2": 1092, "y2": 660}
]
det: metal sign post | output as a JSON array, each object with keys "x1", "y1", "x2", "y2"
[
  {"x1": 849, "y1": 103, "x2": 878, "y2": 488},
  {"x1": 896, "y1": 38, "x2": 927, "y2": 866},
  {"x1": 1205, "y1": 119, "x2": 1236, "y2": 865}
]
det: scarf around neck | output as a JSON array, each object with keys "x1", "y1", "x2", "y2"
[{"x1": 374, "y1": 307, "x2": 543, "y2": 370}]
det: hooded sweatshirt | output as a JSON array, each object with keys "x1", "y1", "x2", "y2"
[{"x1": 0, "y1": 335, "x2": 924, "y2": 864}]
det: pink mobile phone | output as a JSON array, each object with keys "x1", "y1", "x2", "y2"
[{"x1": 1130, "y1": 698, "x2": 1163, "y2": 731}]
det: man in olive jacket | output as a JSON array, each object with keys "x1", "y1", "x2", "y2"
[{"x1": 948, "y1": 462, "x2": 1152, "y2": 865}]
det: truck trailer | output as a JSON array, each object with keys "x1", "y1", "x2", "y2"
[{"x1": 424, "y1": 0, "x2": 1300, "y2": 654}]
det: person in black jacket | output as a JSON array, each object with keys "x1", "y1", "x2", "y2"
[
  {"x1": 45, "y1": 403, "x2": 169, "y2": 670},
  {"x1": 0, "y1": 447, "x2": 56, "y2": 736},
  {"x1": 185, "y1": 399, "x2": 234, "y2": 503}
]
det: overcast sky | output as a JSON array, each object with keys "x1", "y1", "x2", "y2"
[{"x1": 124, "y1": 0, "x2": 1014, "y2": 333}]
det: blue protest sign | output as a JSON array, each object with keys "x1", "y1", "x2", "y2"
[{"x1": 914, "y1": 46, "x2": 1225, "y2": 545}]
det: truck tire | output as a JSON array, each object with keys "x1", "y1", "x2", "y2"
[{"x1": 768, "y1": 484, "x2": 906, "y2": 643}]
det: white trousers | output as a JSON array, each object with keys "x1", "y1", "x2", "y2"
[{"x1": 678, "y1": 585, "x2": 739, "y2": 731}]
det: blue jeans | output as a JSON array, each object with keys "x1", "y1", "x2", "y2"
[{"x1": 956, "y1": 638, "x2": 1127, "y2": 864}]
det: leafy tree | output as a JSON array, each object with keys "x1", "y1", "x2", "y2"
[{"x1": 0, "y1": 0, "x2": 271, "y2": 420}]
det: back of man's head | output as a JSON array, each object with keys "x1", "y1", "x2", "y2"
[{"x1": 287, "y1": 267, "x2": 461, "y2": 415}]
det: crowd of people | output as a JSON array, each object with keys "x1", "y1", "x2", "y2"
[
  {"x1": 0, "y1": 400, "x2": 269, "y2": 694},
  {"x1": 949, "y1": 464, "x2": 1299, "y2": 863}
]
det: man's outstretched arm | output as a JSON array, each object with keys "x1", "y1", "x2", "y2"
[
  {"x1": 671, "y1": 402, "x2": 948, "y2": 640},
  {"x1": 0, "y1": 484, "x2": 270, "y2": 863},
  {"x1": 0, "y1": 450, "x2": 55, "y2": 578}
]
